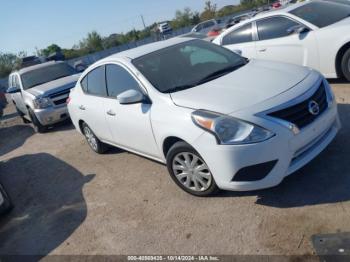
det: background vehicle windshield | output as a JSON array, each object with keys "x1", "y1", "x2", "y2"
[
  {"x1": 290, "y1": 1, "x2": 350, "y2": 28},
  {"x1": 21, "y1": 63, "x2": 77, "y2": 90},
  {"x1": 132, "y1": 40, "x2": 246, "y2": 93}
]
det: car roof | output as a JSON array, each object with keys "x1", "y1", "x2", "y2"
[
  {"x1": 100, "y1": 37, "x2": 194, "y2": 62},
  {"x1": 15, "y1": 61, "x2": 65, "y2": 75}
]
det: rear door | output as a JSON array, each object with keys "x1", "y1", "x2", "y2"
[
  {"x1": 103, "y1": 63, "x2": 160, "y2": 158},
  {"x1": 221, "y1": 22, "x2": 256, "y2": 58},
  {"x1": 77, "y1": 65, "x2": 113, "y2": 142},
  {"x1": 255, "y1": 16, "x2": 319, "y2": 69}
]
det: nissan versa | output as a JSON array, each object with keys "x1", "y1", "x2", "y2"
[{"x1": 68, "y1": 38, "x2": 340, "y2": 196}]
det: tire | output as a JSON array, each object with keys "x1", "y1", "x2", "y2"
[
  {"x1": 82, "y1": 122, "x2": 108, "y2": 154},
  {"x1": 0, "y1": 183, "x2": 13, "y2": 215},
  {"x1": 341, "y1": 48, "x2": 350, "y2": 82},
  {"x1": 166, "y1": 141, "x2": 219, "y2": 197},
  {"x1": 28, "y1": 109, "x2": 48, "y2": 133},
  {"x1": 15, "y1": 106, "x2": 30, "y2": 123}
]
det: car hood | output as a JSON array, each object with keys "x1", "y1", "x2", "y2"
[
  {"x1": 26, "y1": 74, "x2": 80, "y2": 97},
  {"x1": 170, "y1": 60, "x2": 311, "y2": 114}
]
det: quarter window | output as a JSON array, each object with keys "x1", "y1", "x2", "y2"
[
  {"x1": 222, "y1": 23, "x2": 253, "y2": 45},
  {"x1": 82, "y1": 66, "x2": 107, "y2": 96},
  {"x1": 106, "y1": 64, "x2": 140, "y2": 98},
  {"x1": 257, "y1": 17, "x2": 300, "y2": 41}
]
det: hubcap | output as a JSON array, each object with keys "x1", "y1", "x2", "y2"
[
  {"x1": 172, "y1": 152, "x2": 212, "y2": 192},
  {"x1": 84, "y1": 126, "x2": 98, "y2": 151}
]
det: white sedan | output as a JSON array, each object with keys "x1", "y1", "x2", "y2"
[
  {"x1": 68, "y1": 37, "x2": 340, "y2": 196},
  {"x1": 213, "y1": 0, "x2": 350, "y2": 81}
]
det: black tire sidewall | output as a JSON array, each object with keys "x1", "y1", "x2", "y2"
[
  {"x1": 341, "y1": 49, "x2": 350, "y2": 82},
  {"x1": 28, "y1": 109, "x2": 47, "y2": 133},
  {"x1": 166, "y1": 141, "x2": 219, "y2": 197},
  {"x1": 0, "y1": 184, "x2": 13, "y2": 215}
]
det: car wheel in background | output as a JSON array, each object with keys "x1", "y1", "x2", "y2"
[
  {"x1": 28, "y1": 109, "x2": 48, "y2": 133},
  {"x1": 82, "y1": 122, "x2": 108, "y2": 154},
  {"x1": 166, "y1": 141, "x2": 219, "y2": 197},
  {"x1": 0, "y1": 183, "x2": 13, "y2": 215},
  {"x1": 341, "y1": 48, "x2": 350, "y2": 82},
  {"x1": 15, "y1": 106, "x2": 30, "y2": 123}
]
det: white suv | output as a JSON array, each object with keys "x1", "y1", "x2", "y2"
[
  {"x1": 7, "y1": 61, "x2": 80, "y2": 132},
  {"x1": 68, "y1": 37, "x2": 340, "y2": 196}
]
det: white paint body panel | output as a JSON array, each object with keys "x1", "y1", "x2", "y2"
[
  {"x1": 214, "y1": 1, "x2": 350, "y2": 79},
  {"x1": 68, "y1": 37, "x2": 340, "y2": 192}
]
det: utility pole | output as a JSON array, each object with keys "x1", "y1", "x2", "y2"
[{"x1": 140, "y1": 15, "x2": 146, "y2": 29}]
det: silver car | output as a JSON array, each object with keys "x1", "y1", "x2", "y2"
[{"x1": 7, "y1": 61, "x2": 80, "y2": 132}]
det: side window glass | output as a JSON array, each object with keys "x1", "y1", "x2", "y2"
[
  {"x1": 222, "y1": 23, "x2": 253, "y2": 45},
  {"x1": 257, "y1": 17, "x2": 300, "y2": 41},
  {"x1": 81, "y1": 76, "x2": 88, "y2": 92},
  {"x1": 106, "y1": 64, "x2": 140, "y2": 98},
  {"x1": 85, "y1": 66, "x2": 107, "y2": 96}
]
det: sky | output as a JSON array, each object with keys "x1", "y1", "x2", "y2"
[{"x1": 0, "y1": 0, "x2": 239, "y2": 54}]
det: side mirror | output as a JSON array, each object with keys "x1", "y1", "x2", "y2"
[
  {"x1": 287, "y1": 25, "x2": 309, "y2": 35},
  {"x1": 118, "y1": 89, "x2": 146, "y2": 105},
  {"x1": 6, "y1": 86, "x2": 20, "y2": 94}
]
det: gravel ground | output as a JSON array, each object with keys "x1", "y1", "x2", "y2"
[{"x1": 0, "y1": 81, "x2": 349, "y2": 257}]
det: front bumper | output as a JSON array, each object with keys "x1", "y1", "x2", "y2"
[
  {"x1": 34, "y1": 105, "x2": 69, "y2": 126},
  {"x1": 193, "y1": 102, "x2": 340, "y2": 191}
]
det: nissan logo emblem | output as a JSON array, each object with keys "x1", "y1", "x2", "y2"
[{"x1": 308, "y1": 100, "x2": 320, "y2": 116}]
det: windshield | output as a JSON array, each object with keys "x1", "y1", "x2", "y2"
[
  {"x1": 21, "y1": 63, "x2": 77, "y2": 90},
  {"x1": 290, "y1": 1, "x2": 350, "y2": 28},
  {"x1": 132, "y1": 40, "x2": 247, "y2": 93}
]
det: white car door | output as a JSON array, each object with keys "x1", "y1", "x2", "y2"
[
  {"x1": 254, "y1": 16, "x2": 319, "y2": 70},
  {"x1": 220, "y1": 22, "x2": 256, "y2": 58},
  {"x1": 103, "y1": 63, "x2": 160, "y2": 158},
  {"x1": 78, "y1": 65, "x2": 113, "y2": 142}
]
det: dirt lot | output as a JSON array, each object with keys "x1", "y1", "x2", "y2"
[{"x1": 0, "y1": 81, "x2": 349, "y2": 256}]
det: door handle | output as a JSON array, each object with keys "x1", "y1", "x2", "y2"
[
  {"x1": 258, "y1": 48, "x2": 267, "y2": 52},
  {"x1": 79, "y1": 105, "x2": 86, "y2": 110},
  {"x1": 106, "y1": 110, "x2": 116, "y2": 116}
]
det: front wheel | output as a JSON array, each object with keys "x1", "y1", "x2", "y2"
[
  {"x1": 28, "y1": 109, "x2": 48, "y2": 133},
  {"x1": 166, "y1": 141, "x2": 219, "y2": 197},
  {"x1": 341, "y1": 48, "x2": 350, "y2": 82},
  {"x1": 82, "y1": 123, "x2": 108, "y2": 154}
]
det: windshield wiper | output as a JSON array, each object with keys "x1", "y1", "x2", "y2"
[
  {"x1": 194, "y1": 62, "x2": 247, "y2": 86},
  {"x1": 165, "y1": 84, "x2": 196, "y2": 93}
]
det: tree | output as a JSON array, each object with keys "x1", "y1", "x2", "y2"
[
  {"x1": 200, "y1": 1, "x2": 217, "y2": 21},
  {"x1": 0, "y1": 53, "x2": 17, "y2": 78},
  {"x1": 79, "y1": 31, "x2": 104, "y2": 53},
  {"x1": 40, "y1": 44, "x2": 62, "y2": 57}
]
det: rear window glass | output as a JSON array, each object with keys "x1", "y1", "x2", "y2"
[{"x1": 290, "y1": 1, "x2": 350, "y2": 28}]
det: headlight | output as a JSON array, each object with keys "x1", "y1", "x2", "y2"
[
  {"x1": 191, "y1": 110, "x2": 275, "y2": 145},
  {"x1": 33, "y1": 97, "x2": 52, "y2": 109}
]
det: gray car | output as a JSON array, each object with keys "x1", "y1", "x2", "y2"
[{"x1": 7, "y1": 61, "x2": 80, "y2": 132}]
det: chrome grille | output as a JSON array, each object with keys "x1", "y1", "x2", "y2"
[
  {"x1": 268, "y1": 82, "x2": 328, "y2": 129},
  {"x1": 49, "y1": 89, "x2": 71, "y2": 106}
]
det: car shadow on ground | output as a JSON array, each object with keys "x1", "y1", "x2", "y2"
[
  {"x1": 217, "y1": 103, "x2": 350, "y2": 208},
  {"x1": 0, "y1": 125, "x2": 35, "y2": 157},
  {"x1": 0, "y1": 153, "x2": 95, "y2": 256}
]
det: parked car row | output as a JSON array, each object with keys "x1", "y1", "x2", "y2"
[{"x1": 2, "y1": 0, "x2": 347, "y2": 197}]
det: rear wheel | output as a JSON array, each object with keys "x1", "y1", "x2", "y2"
[
  {"x1": 341, "y1": 48, "x2": 350, "y2": 82},
  {"x1": 28, "y1": 109, "x2": 48, "y2": 133},
  {"x1": 166, "y1": 141, "x2": 219, "y2": 197},
  {"x1": 82, "y1": 123, "x2": 108, "y2": 154}
]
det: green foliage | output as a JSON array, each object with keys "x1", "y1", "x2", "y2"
[
  {"x1": 79, "y1": 31, "x2": 104, "y2": 53},
  {"x1": 40, "y1": 44, "x2": 62, "y2": 57},
  {"x1": 200, "y1": 1, "x2": 217, "y2": 21},
  {"x1": 171, "y1": 8, "x2": 199, "y2": 29}
]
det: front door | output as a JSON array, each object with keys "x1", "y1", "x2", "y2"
[
  {"x1": 103, "y1": 63, "x2": 160, "y2": 158},
  {"x1": 255, "y1": 16, "x2": 319, "y2": 70}
]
